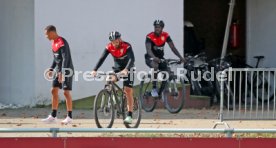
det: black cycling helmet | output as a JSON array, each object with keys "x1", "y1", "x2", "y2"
[
  {"x1": 153, "y1": 20, "x2": 165, "y2": 27},
  {"x1": 109, "y1": 31, "x2": 121, "y2": 41}
]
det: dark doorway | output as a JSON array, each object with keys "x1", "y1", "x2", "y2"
[{"x1": 184, "y1": 0, "x2": 246, "y2": 59}]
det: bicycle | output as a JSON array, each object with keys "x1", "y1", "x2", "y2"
[
  {"x1": 139, "y1": 59, "x2": 185, "y2": 113},
  {"x1": 208, "y1": 54, "x2": 234, "y2": 109},
  {"x1": 93, "y1": 72, "x2": 142, "y2": 128},
  {"x1": 242, "y1": 56, "x2": 275, "y2": 103},
  {"x1": 184, "y1": 52, "x2": 210, "y2": 96}
]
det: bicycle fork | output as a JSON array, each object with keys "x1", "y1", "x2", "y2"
[{"x1": 168, "y1": 78, "x2": 179, "y2": 97}]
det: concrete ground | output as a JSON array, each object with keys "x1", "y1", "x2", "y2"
[{"x1": 0, "y1": 107, "x2": 276, "y2": 137}]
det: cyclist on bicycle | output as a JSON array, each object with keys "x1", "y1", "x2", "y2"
[
  {"x1": 91, "y1": 31, "x2": 135, "y2": 124},
  {"x1": 145, "y1": 20, "x2": 185, "y2": 97}
]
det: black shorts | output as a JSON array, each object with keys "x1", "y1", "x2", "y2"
[
  {"x1": 52, "y1": 76, "x2": 73, "y2": 90},
  {"x1": 113, "y1": 67, "x2": 135, "y2": 88},
  {"x1": 145, "y1": 54, "x2": 168, "y2": 71}
]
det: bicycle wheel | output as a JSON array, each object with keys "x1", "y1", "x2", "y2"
[
  {"x1": 187, "y1": 71, "x2": 202, "y2": 95},
  {"x1": 122, "y1": 96, "x2": 142, "y2": 128},
  {"x1": 139, "y1": 74, "x2": 157, "y2": 112},
  {"x1": 94, "y1": 89, "x2": 115, "y2": 128},
  {"x1": 253, "y1": 71, "x2": 275, "y2": 102},
  {"x1": 163, "y1": 77, "x2": 185, "y2": 114}
]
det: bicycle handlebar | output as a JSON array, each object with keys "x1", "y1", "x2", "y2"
[
  {"x1": 101, "y1": 72, "x2": 124, "y2": 76},
  {"x1": 92, "y1": 59, "x2": 131, "y2": 78},
  {"x1": 92, "y1": 72, "x2": 125, "y2": 80},
  {"x1": 185, "y1": 52, "x2": 206, "y2": 61},
  {"x1": 149, "y1": 58, "x2": 182, "y2": 65}
]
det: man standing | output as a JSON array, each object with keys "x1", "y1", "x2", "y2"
[{"x1": 42, "y1": 25, "x2": 74, "y2": 124}]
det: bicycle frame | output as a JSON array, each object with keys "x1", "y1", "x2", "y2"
[
  {"x1": 103, "y1": 80, "x2": 125, "y2": 116},
  {"x1": 185, "y1": 53, "x2": 207, "y2": 95},
  {"x1": 150, "y1": 63, "x2": 179, "y2": 96},
  {"x1": 140, "y1": 58, "x2": 185, "y2": 113}
]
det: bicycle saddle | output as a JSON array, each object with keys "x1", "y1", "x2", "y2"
[{"x1": 253, "y1": 56, "x2": 264, "y2": 60}]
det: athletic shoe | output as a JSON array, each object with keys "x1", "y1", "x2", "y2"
[
  {"x1": 151, "y1": 88, "x2": 159, "y2": 97},
  {"x1": 124, "y1": 116, "x2": 132, "y2": 124},
  {"x1": 41, "y1": 115, "x2": 57, "y2": 124},
  {"x1": 61, "y1": 116, "x2": 73, "y2": 125}
]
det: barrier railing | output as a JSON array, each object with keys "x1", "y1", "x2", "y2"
[{"x1": 214, "y1": 68, "x2": 276, "y2": 128}]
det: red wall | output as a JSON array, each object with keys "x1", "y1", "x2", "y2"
[{"x1": 0, "y1": 138, "x2": 275, "y2": 148}]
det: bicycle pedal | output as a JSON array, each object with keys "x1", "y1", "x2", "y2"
[
  {"x1": 116, "y1": 111, "x2": 121, "y2": 118},
  {"x1": 104, "y1": 107, "x2": 110, "y2": 113}
]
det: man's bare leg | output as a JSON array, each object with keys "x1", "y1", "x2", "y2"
[
  {"x1": 51, "y1": 87, "x2": 59, "y2": 117},
  {"x1": 124, "y1": 86, "x2": 134, "y2": 112},
  {"x1": 41, "y1": 87, "x2": 59, "y2": 123},
  {"x1": 64, "y1": 90, "x2": 73, "y2": 113},
  {"x1": 61, "y1": 90, "x2": 73, "y2": 124},
  {"x1": 124, "y1": 86, "x2": 134, "y2": 124}
]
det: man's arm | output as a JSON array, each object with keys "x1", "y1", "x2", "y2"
[
  {"x1": 167, "y1": 36, "x2": 185, "y2": 61},
  {"x1": 52, "y1": 46, "x2": 69, "y2": 83},
  {"x1": 125, "y1": 46, "x2": 135, "y2": 69},
  {"x1": 50, "y1": 58, "x2": 56, "y2": 71},
  {"x1": 93, "y1": 49, "x2": 109, "y2": 71},
  {"x1": 60, "y1": 46, "x2": 72, "y2": 73}
]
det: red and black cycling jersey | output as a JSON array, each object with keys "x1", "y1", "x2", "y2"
[
  {"x1": 145, "y1": 31, "x2": 172, "y2": 58},
  {"x1": 50, "y1": 37, "x2": 74, "y2": 73},
  {"x1": 93, "y1": 41, "x2": 135, "y2": 71}
]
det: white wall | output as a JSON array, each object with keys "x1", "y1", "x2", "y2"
[
  {"x1": 247, "y1": 0, "x2": 276, "y2": 67},
  {"x1": 0, "y1": 0, "x2": 35, "y2": 105},
  {"x1": 34, "y1": 0, "x2": 184, "y2": 103}
]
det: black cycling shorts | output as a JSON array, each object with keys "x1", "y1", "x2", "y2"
[
  {"x1": 52, "y1": 75, "x2": 73, "y2": 90},
  {"x1": 113, "y1": 67, "x2": 135, "y2": 88},
  {"x1": 145, "y1": 54, "x2": 168, "y2": 71}
]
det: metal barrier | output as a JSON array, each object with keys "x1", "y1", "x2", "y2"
[
  {"x1": 1, "y1": 128, "x2": 276, "y2": 138},
  {"x1": 214, "y1": 68, "x2": 276, "y2": 128}
]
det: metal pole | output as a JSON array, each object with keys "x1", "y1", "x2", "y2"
[
  {"x1": 1, "y1": 128, "x2": 276, "y2": 137},
  {"x1": 213, "y1": 70, "x2": 230, "y2": 129},
  {"x1": 220, "y1": 0, "x2": 236, "y2": 60},
  {"x1": 225, "y1": 129, "x2": 234, "y2": 138},
  {"x1": 50, "y1": 128, "x2": 59, "y2": 138},
  {"x1": 220, "y1": 71, "x2": 225, "y2": 122}
]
